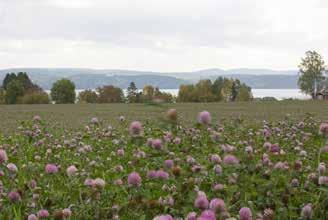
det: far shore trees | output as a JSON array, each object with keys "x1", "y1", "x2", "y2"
[
  {"x1": 50, "y1": 79, "x2": 76, "y2": 104},
  {"x1": 298, "y1": 51, "x2": 326, "y2": 99}
]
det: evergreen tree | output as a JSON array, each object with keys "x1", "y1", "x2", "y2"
[
  {"x1": 2, "y1": 73, "x2": 17, "y2": 90},
  {"x1": 127, "y1": 82, "x2": 138, "y2": 103},
  {"x1": 5, "y1": 80, "x2": 24, "y2": 104}
]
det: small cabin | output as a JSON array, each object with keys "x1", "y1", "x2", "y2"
[{"x1": 315, "y1": 89, "x2": 328, "y2": 100}]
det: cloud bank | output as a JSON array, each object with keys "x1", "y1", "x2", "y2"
[{"x1": 1, "y1": 0, "x2": 327, "y2": 71}]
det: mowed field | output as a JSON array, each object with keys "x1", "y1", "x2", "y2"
[{"x1": 1, "y1": 101, "x2": 328, "y2": 133}]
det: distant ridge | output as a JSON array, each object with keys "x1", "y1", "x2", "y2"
[{"x1": 0, "y1": 68, "x2": 299, "y2": 90}]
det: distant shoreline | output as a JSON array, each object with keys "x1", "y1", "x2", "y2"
[{"x1": 1, "y1": 68, "x2": 299, "y2": 91}]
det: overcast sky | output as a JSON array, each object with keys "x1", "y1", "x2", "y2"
[{"x1": 0, "y1": 0, "x2": 328, "y2": 72}]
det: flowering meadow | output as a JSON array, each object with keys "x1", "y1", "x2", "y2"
[{"x1": 0, "y1": 109, "x2": 328, "y2": 219}]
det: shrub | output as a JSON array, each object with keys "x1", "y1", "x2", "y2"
[
  {"x1": 261, "y1": 96, "x2": 278, "y2": 101},
  {"x1": 18, "y1": 92, "x2": 50, "y2": 104},
  {"x1": 0, "y1": 88, "x2": 5, "y2": 104}
]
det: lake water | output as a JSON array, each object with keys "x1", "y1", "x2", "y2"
[
  {"x1": 47, "y1": 89, "x2": 310, "y2": 100},
  {"x1": 251, "y1": 89, "x2": 310, "y2": 100},
  {"x1": 157, "y1": 89, "x2": 310, "y2": 100}
]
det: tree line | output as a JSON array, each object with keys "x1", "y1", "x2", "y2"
[
  {"x1": 0, "y1": 73, "x2": 253, "y2": 104},
  {"x1": 76, "y1": 82, "x2": 174, "y2": 104},
  {"x1": 177, "y1": 78, "x2": 252, "y2": 102},
  {"x1": 0, "y1": 75, "x2": 175, "y2": 104}
]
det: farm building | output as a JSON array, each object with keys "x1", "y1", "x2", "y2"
[{"x1": 315, "y1": 89, "x2": 328, "y2": 100}]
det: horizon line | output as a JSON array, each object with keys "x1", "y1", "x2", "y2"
[{"x1": 0, "y1": 66, "x2": 298, "y2": 73}]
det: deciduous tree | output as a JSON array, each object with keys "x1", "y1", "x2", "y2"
[
  {"x1": 298, "y1": 51, "x2": 326, "y2": 98},
  {"x1": 236, "y1": 84, "x2": 252, "y2": 101},
  {"x1": 97, "y1": 85, "x2": 124, "y2": 103},
  {"x1": 78, "y1": 89, "x2": 98, "y2": 103},
  {"x1": 142, "y1": 85, "x2": 155, "y2": 102},
  {"x1": 50, "y1": 79, "x2": 76, "y2": 104}
]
